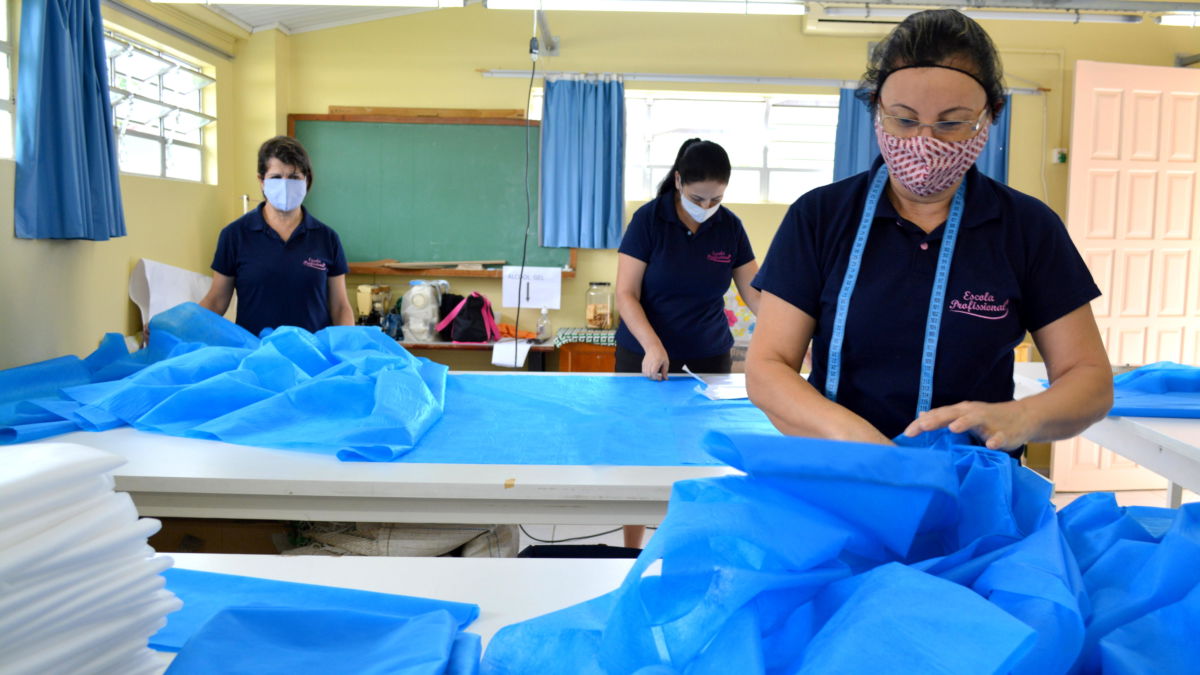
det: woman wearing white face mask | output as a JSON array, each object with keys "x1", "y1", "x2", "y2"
[
  {"x1": 615, "y1": 138, "x2": 761, "y2": 381},
  {"x1": 200, "y1": 136, "x2": 354, "y2": 335},
  {"x1": 747, "y1": 10, "x2": 1111, "y2": 458}
]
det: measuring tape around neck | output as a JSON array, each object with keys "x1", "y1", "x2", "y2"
[{"x1": 824, "y1": 165, "x2": 967, "y2": 417}]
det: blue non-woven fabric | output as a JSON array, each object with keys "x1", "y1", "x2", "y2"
[
  {"x1": 1058, "y1": 493, "x2": 1200, "y2": 673},
  {"x1": 152, "y1": 568, "x2": 479, "y2": 653},
  {"x1": 164, "y1": 607, "x2": 463, "y2": 675},
  {"x1": 1, "y1": 303, "x2": 449, "y2": 461},
  {"x1": 482, "y1": 432, "x2": 1084, "y2": 674},
  {"x1": 408, "y1": 374, "x2": 777, "y2": 465},
  {"x1": 1109, "y1": 361, "x2": 1200, "y2": 418}
]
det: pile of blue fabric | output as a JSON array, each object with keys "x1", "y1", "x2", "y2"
[
  {"x1": 1110, "y1": 361, "x2": 1200, "y2": 418},
  {"x1": 482, "y1": 431, "x2": 1199, "y2": 674},
  {"x1": 0, "y1": 303, "x2": 447, "y2": 460},
  {"x1": 157, "y1": 569, "x2": 482, "y2": 675}
]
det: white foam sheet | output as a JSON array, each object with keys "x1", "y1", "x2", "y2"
[
  {"x1": 0, "y1": 474, "x2": 114, "y2": 528},
  {"x1": 0, "y1": 492, "x2": 142, "y2": 581},
  {"x1": 0, "y1": 444, "x2": 125, "y2": 510},
  {"x1": 128, "y1": 258, "x2": 235, "y2": 327},
  {"x1": 0, "y1": 553, "x2": 171, "y2": 629}
]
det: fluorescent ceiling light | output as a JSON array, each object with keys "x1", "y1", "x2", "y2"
[
  {"x1": 149, "y1": 0, "x2": 465, "y2": 6},
  {"x1": 820, "y1": 6, "x2": 1141, "y2": 24},
  {"x1": 1158, "y1": 12, "x2": 1200, "y2": 26},
  {"x1": 484, "y1": 1, "x2": 806, "y2": 15}
]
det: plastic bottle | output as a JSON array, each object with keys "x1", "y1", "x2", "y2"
[{"x1": 536, "y1": 307, "x2": 551, "y2": 342}]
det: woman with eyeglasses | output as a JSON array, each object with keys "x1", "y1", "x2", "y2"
[{"x1": 746, "y1": 9, "x2": 1111, "y2": 457}]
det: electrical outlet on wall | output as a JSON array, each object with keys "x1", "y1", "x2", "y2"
[{"x1": 1050, "y1": 148, "x2": 1068, "y2": 164}]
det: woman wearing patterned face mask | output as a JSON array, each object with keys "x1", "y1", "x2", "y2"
[
  {"x1": 746, "y1": 9, "x2": 1111, "y2": 458},
  {"x1": 615, "y1": 138, "x2": 761, "y2": 381},
  {"x1": 200, "y1": 136, "x2": 354, "y2": 336}
]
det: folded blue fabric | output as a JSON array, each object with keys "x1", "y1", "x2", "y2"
[
  {"x1": 482, "y1": 432, "x2": 1082, "y2": 674},
  {"x1": 1110, "y1": 361, "x2": 1200, "y2": 418},
  {"x1": 164, "y1": 607, "x2": 464, "y2": 675},
  {"x1": 153, "y1": 568, "x2": 479, "y2": 652}
]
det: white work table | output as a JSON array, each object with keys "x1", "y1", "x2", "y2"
[
  {"x1": 41, "y1": 426, "x2": 735, "y2": 525},
  {"x1": 1014, "y1": 362, "x2": 1200, "y2": 507},
  {"x1": 166, "y1": 553, "x2": 634, "y2": 649}
]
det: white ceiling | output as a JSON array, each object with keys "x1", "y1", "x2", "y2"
[{"x1": 206, "y1": 5, "x2": 436, "y2": 34}]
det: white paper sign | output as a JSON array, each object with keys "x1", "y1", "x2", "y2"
[
  {"x1": 501, "y1": 266, "x2": 562, "y2": 310},
  {"x1": 128, "y1": 258, "x2": 236, "y2": 327},
  {"x1": 491, "y1": 338, "x2": 533, "y2": 368}
]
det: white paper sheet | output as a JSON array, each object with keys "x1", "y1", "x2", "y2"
[
  {"x1": 128, "y1": 258, "x2": 236, "y2": 327},
  {"x1": 501, "y1": 266, "x2": 562, "y2": 310},
  {"x1": 684, "y1": 366, "x2": 749, "y2": 400},
  {"x1": 491, "y1": 338, "x2": 533, "y2": 369}
]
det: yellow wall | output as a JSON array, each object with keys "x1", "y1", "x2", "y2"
[{"x1": 4, "y1": 3, "x2": 1199, "y2": 371}]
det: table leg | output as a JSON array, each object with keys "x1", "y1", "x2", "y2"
[
  {"x1": 1167, "y1": 481, "x2": 1184, "y2": 509},
  {"x1": 528, "y1": 351, "x2": 546, "y2": 372}
]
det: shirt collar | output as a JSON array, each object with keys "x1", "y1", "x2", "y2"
[
  {"x1": 248, "y1": 202, "x2": 313, "y2": 234},
  {"x1": 867, "y1": 155, "x2": 1001, "y2": 230}
]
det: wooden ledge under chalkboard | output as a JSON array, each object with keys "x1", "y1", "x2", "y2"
[{"x1": 349, "y1": 251, "x2": 577, "y2": 278}]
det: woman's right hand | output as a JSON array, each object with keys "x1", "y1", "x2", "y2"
[{"x1": 642, "y1": 346, "x2": 670, "y2": 381}]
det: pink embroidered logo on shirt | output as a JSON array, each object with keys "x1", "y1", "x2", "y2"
[
  {"x1": 948, "y1": 290, "x2": 1010, "y2": 320},
  {"x1": 302, "y1": 257, "x2": 328, "y2": 271},
  {"x1": 707, "y1": 251, "x2": 732, "y2": 264}
]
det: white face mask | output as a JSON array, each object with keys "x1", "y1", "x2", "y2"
[
  {"x1": 678, "y1": 192, "x2": 720, "y2": 224},
  {"x1": 263, "y1": 178, "x2": 307, "y2": 212}
]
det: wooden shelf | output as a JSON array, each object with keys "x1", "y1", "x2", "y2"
[{"x1": 349, "y1": 250, "x2": 577, "y2": 279}]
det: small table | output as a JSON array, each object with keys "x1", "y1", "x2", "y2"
[{"x1": 400, "y1": 341, "x2": 555, "y2": 371}]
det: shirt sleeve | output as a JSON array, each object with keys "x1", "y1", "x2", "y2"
[
  {"x1": 328, "y1": 230, "x2": 350, "y2": 276},
  {"x1": 210, "y1": 225, "x2": 237, "y2": 277},
  {"x1": 752, "y1": 198, "x2": 825, "y2": 319},
  {"x1": 732, "y1": 216, "x2": 755, "y2": 268},
  {"x1": 1018, "y1": 199, "x2": 1101, "y2": 331},
  {"x1": 617, "y1": 204, "x2": 654, "y2": 263}
]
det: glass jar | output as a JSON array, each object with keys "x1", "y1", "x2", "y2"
[{"x1": 585, "y1": 282, "x2": 614, "y2": 329}]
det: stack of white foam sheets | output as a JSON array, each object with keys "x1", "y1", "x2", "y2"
[{"x1": 0, "y1": 443, "x2": 181, "y2": 675}]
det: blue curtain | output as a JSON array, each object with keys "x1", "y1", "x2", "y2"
[
  {"x1": 15, "y1": 0, "x2": 126, "y2": 240},
  {"x1": 540, "y1": 77, "x2": 624, "y2": 249},
  {"x1": 833, "y1": 89, "x2": 1012, "y2": 184}
]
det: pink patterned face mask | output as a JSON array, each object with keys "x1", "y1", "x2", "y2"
[{"x1": 874, "y1": 119, "x2": 990, "y2": 197}]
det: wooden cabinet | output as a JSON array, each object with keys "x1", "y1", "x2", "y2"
[{"x1": 558, "y1": 342, "x2": 616, "y2": 372}]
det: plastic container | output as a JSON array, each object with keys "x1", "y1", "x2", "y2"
[
  {"x1": 585, "y1": 282, "x2": 614, "y2": 330},
  {"x1": 536, "y1": 308, "x2": 551, "y2": 342}
]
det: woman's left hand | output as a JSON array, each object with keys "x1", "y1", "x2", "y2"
[{"x1": 901, "y1": 400, "x2": 1036, "y2": 451}]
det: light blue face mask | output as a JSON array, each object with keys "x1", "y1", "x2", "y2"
[{"x1": 263, "y1": 178, "x2": 307, "y2": 212}]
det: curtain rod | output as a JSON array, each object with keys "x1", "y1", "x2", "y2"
[{"x1": 480, "y1": 69, "x2": 1045, "y2": 95}]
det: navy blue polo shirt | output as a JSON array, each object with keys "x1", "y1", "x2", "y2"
[
  {"x1": 753, "y1": 157, "x2": 1100, "y2": 439},
  {"x1": 616, "y1": 190, "x2": 755, "y2": 360},
  {"x1": 211, "y1": 203, "x2": 349, "y2": 336}
]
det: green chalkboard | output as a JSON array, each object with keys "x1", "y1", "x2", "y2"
[{"x1": 293, "y1": 117, "x2": 567, "y2": 269}]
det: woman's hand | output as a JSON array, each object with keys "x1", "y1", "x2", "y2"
[
  {"x1": 902, "y1": 399, "x2": 1036, "y2": 451},
  {"x1": 642, "y1": 346, "x2": 670, "y2": 381}
]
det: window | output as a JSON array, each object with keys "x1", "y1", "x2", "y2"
[
  {"x1": 0, "y1": 0, "x2": 13, "y2": 159},
  {"x1": 531, "y1": 88, "x2": 838, "y2": 204},
  {"x1": 104, "y1": 29, "x2": 215, "y2": 181}
]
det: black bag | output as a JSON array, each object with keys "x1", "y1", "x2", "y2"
[
  {"x1": 436, "y1": 293, "x2": 464, "y2": 341},
  {"x1": 435, "y1": 292, "x2": 500, "y2": 343}
]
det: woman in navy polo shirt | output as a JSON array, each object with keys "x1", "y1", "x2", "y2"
[
  {"x1": 747, "y1": 10, "x2": 1112, "y2": 454},
  {"x1": 615, "y1": 139, "x2": 760, "y2": 381},
  {"x1": 200, "y1": 136, "x2": 354, "y2": 336}
]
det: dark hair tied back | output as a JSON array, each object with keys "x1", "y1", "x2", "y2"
[
  {"x1": 855, "y1": 9, "x2": 1006, "y2": 117},
  {"x1": 657, "y1": 138, "x2": 732, "y2": 197},
  {"x1": 258, "y1": 136, "x2": 314, "y2": 189}
]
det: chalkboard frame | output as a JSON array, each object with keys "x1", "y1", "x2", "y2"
[{"x1": 286, "y1": 112, "x2": 576, "y2": 279}]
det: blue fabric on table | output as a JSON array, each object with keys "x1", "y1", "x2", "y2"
[
  {"x1": 407, "y1": 374, "x2": 778, "y2": 465},
  {"x1": 482, "y1": 431, "x2": 1083, "y2": 674},
  {"x1": 1058, "y1": 493, "x2": 1200, "y2": 674},
  {"x1": 1109, "y1": 361, "x2": 1200, "y2": 418},
  {"x1": 164, "y1": 606, "x2": 465, "y2": 675},
  {"x1": 153, "y1": 568, "x2": 479, "y2": 653},
  {"x1": 1, "y1": 303, "x2": 448, "y2": 461}
]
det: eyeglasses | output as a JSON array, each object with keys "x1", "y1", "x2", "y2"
[{"x1": 877, "y1": 108, "x2": 989, "y2": 140}]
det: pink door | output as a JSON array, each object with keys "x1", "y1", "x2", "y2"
[{"x1": 1056, "y1": 60, "x2": 1200, "y2": 491}]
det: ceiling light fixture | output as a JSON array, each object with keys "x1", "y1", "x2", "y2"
[
  {"x1": 821, "y1": 6, "x2": 1142, "y2": 24},
  {"x1": 1158, "y1": 11, "x2": 1200, "y2": 26}
]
